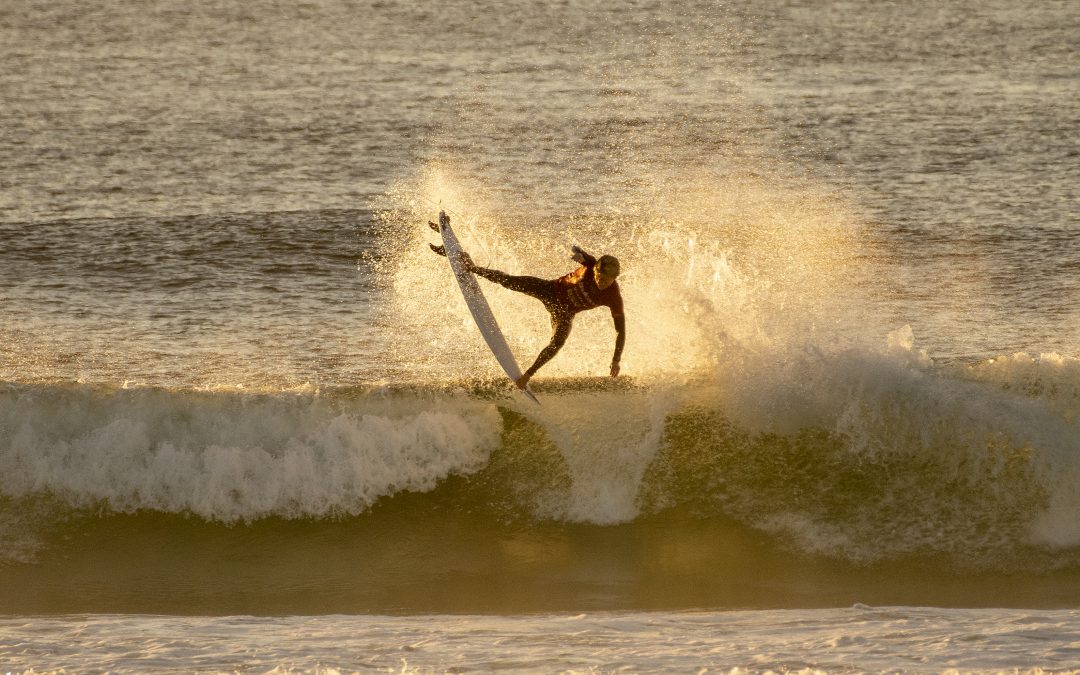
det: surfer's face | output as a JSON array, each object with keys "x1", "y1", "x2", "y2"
[{"x1": 594, "y1": 266, "x2": 617, "y2": 290}]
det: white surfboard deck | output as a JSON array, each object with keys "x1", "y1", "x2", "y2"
[{"x1": 437, "y1": 213, "x2": 540, "y2": 405}]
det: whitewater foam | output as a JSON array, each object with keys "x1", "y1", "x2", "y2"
[
  {"x1": 3, "y1": 325, "x2": 1079, "y2": 567},
  {"x1": 0, "y1": 383, "x2": 501, "y2": 522}
]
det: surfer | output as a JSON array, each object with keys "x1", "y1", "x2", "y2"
[{"x1": 430, "y1": 216, "x2": 625, "y2": 390}]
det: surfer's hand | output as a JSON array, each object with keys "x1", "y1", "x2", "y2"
[
  {"x1": 460, "y1": 251, "x2": 476, "y2": 272},
  {"x1": 429, "y1": 243, "x2": 447, "y2": 257},
  {"x1": 610, "y1": 361, "x2": 620, "y2": 377},
  {"x1": 515, "y1": 374, "x2": 530, "y2": 390}
]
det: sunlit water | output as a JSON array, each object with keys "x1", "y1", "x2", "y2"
[{"x1": 2, "y1": 0, "x2": 1079, "y2": 671}]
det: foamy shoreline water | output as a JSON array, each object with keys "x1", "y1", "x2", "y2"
[{"x1": 4, "y1": 608, "x2": 1080, "y2": 673}]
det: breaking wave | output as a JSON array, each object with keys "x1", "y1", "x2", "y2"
[{"x1": 2, "y1": 335, "x2": 1078, "y2": 573}]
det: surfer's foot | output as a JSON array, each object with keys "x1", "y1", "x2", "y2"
[
  {"x1": 428, "y1": 244, "x2": 476, "y2": 271},
  {"x1": 515, "y1": 374, "x2": 531, "y2": 390}
]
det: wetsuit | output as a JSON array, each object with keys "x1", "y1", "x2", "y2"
[{"x1": 471, "y1": 248, "x2": 625, "y2": 379}]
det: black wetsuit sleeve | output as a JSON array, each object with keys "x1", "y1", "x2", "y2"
[
  {"x1": 571, "y1": 245, "x2": 597, "y2": 266},
  {"x1": 612, "y1": 312, "x2": 626, "y2": 364}
]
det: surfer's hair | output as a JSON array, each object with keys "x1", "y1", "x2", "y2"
[{"x1": 597, "y1": 255, "x2": 620, "y2": 278}]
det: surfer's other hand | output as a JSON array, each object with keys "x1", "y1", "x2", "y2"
[
  {"x1": 429, "y1": 243, "x2": 447, "y2": 257},
  {"x1": 460, "y1": 251, "x2": 476, "y2": 272},
  {"x1": 610, "y1": 361, "x2": 621, "y2": 377},
  {"x1": 515, "y1": 374, "x2": 531, "y2": 390}
]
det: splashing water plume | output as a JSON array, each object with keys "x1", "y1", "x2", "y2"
[
  {"x1": 374, "y1": 159, "x2": 869, "y2": 386},
  {"x1": 370, "y1": 145, "x2": 879, "y2": 524},
  {"x1": 361, "y1": 11, "x2": 1080, "y2": 543}
]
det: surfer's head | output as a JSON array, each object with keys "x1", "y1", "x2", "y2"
[{"x1": 594, "y1": 255, "x2": 620, "y2": 290}]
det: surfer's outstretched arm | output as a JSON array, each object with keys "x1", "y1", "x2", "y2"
[
  {"x1": 610, "y1": 312, "x2": 625, "y2": 377},
  {"x1": 571, "y1": 245, "x2": 596, "y2": 266}
]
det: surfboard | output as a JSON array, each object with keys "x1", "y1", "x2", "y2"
[{"x1": 433, "y1": 211, "x2": 540, "y2": 404}]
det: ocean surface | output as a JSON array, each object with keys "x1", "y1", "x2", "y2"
[{"x1": 2, "y1": 0, "x2": 1079, "y2": 672}]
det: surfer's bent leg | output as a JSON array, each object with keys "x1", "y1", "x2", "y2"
[
  {"x1": 523, "y1": 314, "x2": 573, "y2": 378},
  {"x1": 472, "y1": 267, "x2": 553, "y2": 301}
]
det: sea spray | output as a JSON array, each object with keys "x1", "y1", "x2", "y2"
[
  {"x1": 373, "y1": 162, "x2": 869, "y2": 387},
  {"x1": 643, "y1": 327, "x2": 1080, "y2": 568},
  {"x1": 520, "y1": 382, "x2": 684, "y2": 523}
]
